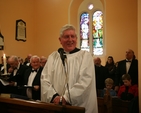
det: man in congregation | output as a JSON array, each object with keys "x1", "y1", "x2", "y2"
[
  {"x1": 22, "y1": 55, "x2": 43, "y2": 100},
  {"x1": 24, "y1": 54, "x2": 32, "y2": 66},
  {"x1": 0, "y1": 55, "x2": 28, "y2": 95},
  {"x1": 40, "y1": 56, "x2": 47, "y2": 68},
  {"x1": 114, "y1": 49, "x2": 138, "y2": 92},
  {"x1": 94, "y1": 57, "x2": 109, "y2": 96},
  {"x1": 41, "y1": 24, "x2": 98, "y2": 113}
]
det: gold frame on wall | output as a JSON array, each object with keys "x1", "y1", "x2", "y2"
[{"x1": 15, "y1": 19, "x2": 26, "y2": 42}]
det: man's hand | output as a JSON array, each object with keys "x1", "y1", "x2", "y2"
[
  {"x1": 33, "y1": 85, "x2": 39, "y2": 91},
  {"x1": 53, "y1": 96, "x2": 67, "y2": 105},
  {"x1": 8, "y1": 67, "x2": 14, "y2": 73},
  {"x1": 9, "y1": 81, "x2": 15, "y2": 86}
]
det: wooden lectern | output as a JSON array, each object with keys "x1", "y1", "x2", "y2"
[{"x1": 0, "y1": 97, "x2": 85, "y2": 113}]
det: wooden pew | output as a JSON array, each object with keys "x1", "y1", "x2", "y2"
[
  {"x1": 112, "y1": 98, "x2": 129, "y2": 113},
  {"x1": 97, "y1": 97, "x2": 130, "y2": 113},
  {"x1": 97, "y1": 97, "x2": 107, "y2": 113},
  {"x1": 0, "y1": 96, "x2": 85, "y2": 113}
]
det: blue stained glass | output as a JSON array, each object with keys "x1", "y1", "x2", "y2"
[{"x1": 80, "y1": 13, "x2": 90, "y2": 52}]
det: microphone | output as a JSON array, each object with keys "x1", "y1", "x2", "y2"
[
  {"x1": 58, "y1": 48, "x2": 66, "y2": 66},
  {"x1": 58, "y1": 48, "x2": 72, "y2": 105}
]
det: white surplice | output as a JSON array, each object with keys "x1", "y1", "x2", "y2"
[{"x1": 41, "y1": 50, "x2": 98, "y2": 113}]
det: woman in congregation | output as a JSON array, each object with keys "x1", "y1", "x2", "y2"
[{"x1": 105, "y1": 56, "x2": 116, "y2": 82}]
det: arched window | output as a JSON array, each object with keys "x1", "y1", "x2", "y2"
[
  {"x1": 92, "y1": 11, "x2": 103, "y2": 55},
  {"x1": 80, "y1": 12, "x2": 90, "y2": 52},
  {"x1": 78, "y1": 0, "x2": 104, "y2": 56}
]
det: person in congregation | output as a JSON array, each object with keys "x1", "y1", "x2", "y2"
[
  {"x1": 120, "y1": 72, "x2": 139, "y2": 113},
  {"x1": 114, "y1": 49, "x2": 138, "y2": 92},
  {"x1": 0, "y1": 55, "x2": 28, "y2": 95},
  {"x1": 24, "y1": 54, "x2": 32, "y2": 66},
  {"x1": 117, "y1": 74, "x2": 138, "y2": 101},
  {"x1": 40, "y1": 56, "x2": 47, "y2": 68},
  {"x1": 100, "y1": 78, "x2": 117, "y2": 97},
  {"x1": 94, "y1": 57, "x2": 109, "y2": 95},
  {"x1": 41, "y1": 24, "x2": 98, "y2": 113},
  {"x1": 105, "y1": 56, "x2": 116, "y2": 82},
  {"x1": 22, "y1": 55, "x2": 43, "y2": 100},
  {"x1": 18, "y1": 57, "x2": 24, "y2": 65}
]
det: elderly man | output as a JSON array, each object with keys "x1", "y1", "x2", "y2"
[
  {"x1": 41, "y1": 24, "x2": 98, "y2": 113},
  {"x1": 0, "y1": 55, "x2": 28, "y2": 94},
  {"x1": 40, "y1": 56, "x2": 47, "y2": 68},
  {"x1": 22, "y1": 55, "x2": 43, "y2": 100}
]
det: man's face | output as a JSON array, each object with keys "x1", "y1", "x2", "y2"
[
  {"x1": 8, "y1": 60, "x2": 18, "y2": 69},
  {"x1": 94, "y1": 58, "x2": 101, "y2": 66},
  {"x1": 40, "y1": 59, "x2": 47, "y2": 67},
  {"x1": 59, "y1": 29, "x2": 77, "y2": 52},
  {"x1": 31, "y1": 58, "x2": 40, "y2": 70},
  {"x1": 125, "y1": 49, "x2": 134, "y2": 60}
]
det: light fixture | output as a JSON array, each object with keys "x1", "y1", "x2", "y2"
[{"x1": 88, "y1": 4, "x2": 94, "y2": 10}]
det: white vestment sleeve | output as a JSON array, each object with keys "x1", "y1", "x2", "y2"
[
  {"x1": 41, "y1": 52, "x2": 57, "y2": 102},
  {"x1": 41, "y1": 51, "x2": 66, "y2": 102}
]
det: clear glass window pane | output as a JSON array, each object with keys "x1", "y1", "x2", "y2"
[
  {"x1": 92, "y1": 11, "x2": 103, "y2": 55},
  {"x1": 80, "y1": 13, "x2": 90, "y2": 52}
]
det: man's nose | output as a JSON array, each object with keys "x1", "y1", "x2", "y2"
[{"x1": 68, "y1": 36, "x2": 74, "y2": 40}]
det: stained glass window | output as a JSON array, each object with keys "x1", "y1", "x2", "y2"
[
  {"x1": 79, "y1": 10, "x2": 103, "y2": 55},
  {"x1": 92, "y1": 11, "x2": 103, "y2": 55},
  {"x1": 80, "y1": 13, "x2": 90, "y2": 52}
]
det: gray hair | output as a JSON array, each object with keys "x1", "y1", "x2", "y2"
[
  {"x1": 30, "y1": 55, "x2": 40, "y2": 63},
  {"x1": 59, "y1": 24, "x2": 77, "y2": 37},
  {"x1": 40, "y1": 56, "x2": 47, "y2": 60},
  {"x1": 8, "y1": 55, "x2": 19, "y2": 62}
]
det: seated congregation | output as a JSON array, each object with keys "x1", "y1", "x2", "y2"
[
  {"x1": 0, "y1": 48, "x2": 139, "y2": 113},
  {"x1": 97, "y1": 74, "x2": 139, "y2": 113},
  {"x1": 0, "y1": 54, "x2": 47, "y2": 100}
]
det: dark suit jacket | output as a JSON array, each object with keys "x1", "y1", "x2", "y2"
[
  {"x1": 0, "y1": 64, "x2": 28, "y2": 94},
  {"x1": 115, "y1": 59, "x2": 138, "y2": 86},
  {"x1": 23, "y1": 67, "x2": 43, "y2": 100},
  {"x1": 95, "y1": 65, "x2": 109, "y2": 90},
  {"x1": 9, "y1": 64, "x2": 28, "y2": 86}
]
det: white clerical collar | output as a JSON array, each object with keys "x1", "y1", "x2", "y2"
[{"x1": 64, "y1": 51, "x2": 69, "y2": 54}]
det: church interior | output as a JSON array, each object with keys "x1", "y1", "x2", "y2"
[{"x1": 0, "y1": 0, "x2": 141, "y2": 112}]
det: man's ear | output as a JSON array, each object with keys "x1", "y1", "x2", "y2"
[
  {"x1": 59, "y1": 37, "x2": 62, "y2": 44},
  {"x1": 59, "y1": 37, "x2": 61, "y2": 41}
]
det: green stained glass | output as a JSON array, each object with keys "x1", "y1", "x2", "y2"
[{"x1": 92, "y1": 11, "x2": 103, "y2": 55}]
